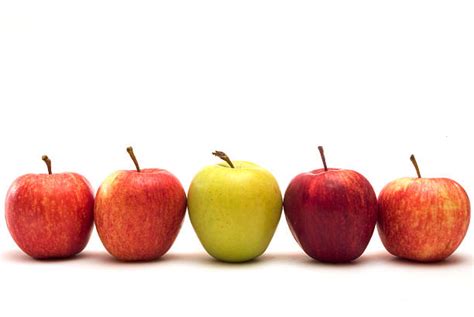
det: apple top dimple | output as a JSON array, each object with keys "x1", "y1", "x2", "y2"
[
  {"x1": 126, "y1": 168, "x2": 166, "y2": 174},
  {"x1": 215, "y1": 161, "x2": 260, "y2": 169},
  {"x1": 307, "y1": 168, "x2": 341, "y2": 176}
]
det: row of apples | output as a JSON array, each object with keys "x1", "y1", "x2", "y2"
[{"x1": 5, "y1": 146, "x2": 470, "y2": 263}]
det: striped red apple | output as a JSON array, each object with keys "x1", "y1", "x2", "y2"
[
  {"x1": 5, "y1": 155, "x2": 94, "y2": 259},
  {"x1": 377, "y1": 154, "x2": 470, "y2": 262},
  {"x1": 94, "y1": 147, "x2": 186, "y2": 261}
]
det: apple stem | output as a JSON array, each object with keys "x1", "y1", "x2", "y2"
[
  {"x1": 410, "y1": 154, "x2": 422, "y2": 178},
  {"x1": 318, "y1": 146, "x2": 328, "y2": 172},
  {"x1": 212, "y1": 151, "x2": 235, "y2": 168},
  {"x1": 42, "y1": 155, "x2": 52, "y2": 175},
  {"x1": 127, "y1": 146, "x2": 141, "y2": 172}
]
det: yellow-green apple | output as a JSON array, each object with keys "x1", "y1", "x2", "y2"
[
  {"x1": 94, "y1": 147, "x2": 186, "y2": 261},
  {"x1": 5, "y1": 155, "x2": 94, "y2": 259},
  {"x1": 283, "y1": 146, "x2": 377, "y2": 263},
  {"x1": 377, "y1": 154, "x2": 470, "y2": 262},
  {"x1": 188, "y1": 151, "x2": 282, "y2": 262}
]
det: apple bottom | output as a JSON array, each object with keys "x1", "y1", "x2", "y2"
[
  {"x1": 8, "y1": 219, "x2": 93, "y2": 260},
  {"x1": 95, "y1": 205, "x2": 186, "y2": 261},
  {"x1": 285, "y1": 206, "x2": 376, "y2": 263}
]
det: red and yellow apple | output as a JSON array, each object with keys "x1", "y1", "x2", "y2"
[
  {"x1": 94, "y1": 147, "x2": 186, "y2": 261},
  {"x1": 377, "y1": 154, "x2": 470, "y2": 262},
  {"x1": 283, "y1": 146, "x2": 377, "y2": 263},
  {"x1": 5, "y1": 155, "x2": 94, "y2": 259}
]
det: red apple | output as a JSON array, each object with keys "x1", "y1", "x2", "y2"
[
  {"x1": 377, "y1": 154, "x2": 470, "y2": 262},
  {"x1": 283, "y1": 146, "x2": 377, "y2": 263},
  {"x1": 94, "y1": 147, "x2": 186, "y2": 261},
  {"x1": 5, "y1": 155, "x2": 94, "y2": 259}
]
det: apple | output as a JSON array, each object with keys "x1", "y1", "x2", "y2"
[
  {"x1": 377, "y1": 154, "x2": 470, "y2": 262},
  {"x1": 283, "y1": 146, "x2": 377, "y2": 263},
  {"x1": 94, "y1": 147, "x2": 186, "y2": 261},
  {"x1": 188, "y1": 151, "x2": 282, "y2": 262},
  {"x1": 5, "y1": 155, "x2": 94, "y2": 259}
]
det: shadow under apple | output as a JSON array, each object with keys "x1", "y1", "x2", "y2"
[
  {"x1": 1, "y1": 250, "x2": 96, "y2": 263},
  {"x1": 1, "y1": 249, "x2": 471, "y2": 268},
  {"x1": 387, "y1": 253, "x2": 472, "y2": 267}
]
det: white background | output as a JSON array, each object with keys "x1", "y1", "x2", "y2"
[{"x1": 0, "y1": 1, "x2": 473, "y2": 316}]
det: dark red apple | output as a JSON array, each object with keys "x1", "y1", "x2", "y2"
[
  {"x1": 94, "y1": 147, "x2": 187, "y2": 261},
  {"x1": 377, "y1": 154, "x2": 470, "y2": 262},
  {"x1": 5, "y1": 155, "x2": 94, "y2": 259},
  {"x1": 283, "y1": 146, "x2": 377, "y2": 263}
]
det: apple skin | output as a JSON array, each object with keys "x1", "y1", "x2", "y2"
[
  {"x1": 284, "y1": 168, "x2": 377, "y2": 263},
  {"x1": 377, "y1": 177, "x2": 470, "y2": 262},
  {"x1": 94, "y1": 168, "x2": 186, "y2": 261},
  {"x1": 188, "y1": 161, "x2": 282, "y2": 262},
  {"x1": 5, "y1": 173, "x2": 94, "y2": 259}
]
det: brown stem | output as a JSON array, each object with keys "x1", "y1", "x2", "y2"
[
  {"x1": 318, "y1": 146, "x2": 328, "y2": 171},
  {"x1": 410, "y1": 154, "x2": 421, "y2": 178},
  {"x1": 127, "y1": 146, "x2": 141, "y2": 172},
  {"x1": 42, "y1": 155, "x2": 52, "y2": 174},
  {"x1": 212, "y1": 151, "x2": 235, "y2": 168}
]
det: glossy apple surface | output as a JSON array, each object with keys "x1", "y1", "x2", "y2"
[
  {"x1": 378, "y1": 155, "x2": 470, "y2": 262},
  {"x1": 5, "y1": 156, "x2": 94, "y2": 259},
  {"x1": 188, "y1": 152, "x2": 282, "y2": 262},
  {"x1": 94, "y1": 147, "x2": 186, "y2": 261},
  {"x1": 283, "y1": 147, "x2": 377, "y2": 263}
]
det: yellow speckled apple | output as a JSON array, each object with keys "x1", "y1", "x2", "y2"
[
  {"x1": 188, "y1": 151, "x2": 282, "y2": 262},
  {"x1": 377, "y1": 154, "x2": 470, "y2": 262}
]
